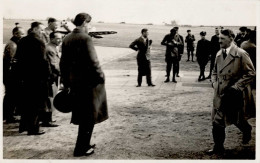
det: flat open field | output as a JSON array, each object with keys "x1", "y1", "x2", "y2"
[{"x1": 2, "y1": 19, "x2": 256, "y2": 160}]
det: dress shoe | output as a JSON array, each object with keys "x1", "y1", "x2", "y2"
[
  {"x1": 164, "y1": 78, "x2": 170, "y2": 83},
  {"x1": 136, "y1": 85, "x2": 141, "y2": 87},
  {"x1": 172, "y1": 79, "x2": 177, "y2": 83},
  {"x1": 186, "y1": 59, "x2": 190, "y2": 62},
  {"x1": 176, "y1": 74, "x2": 180, "y2": 77},
  {"x1": 206, "y1": 148, "x2": 225, "y2": 155},
  {"x1": 27, "y1": 130, "x2": 45, "y2": 135},
  {"x1": 205, "y1": 75, "x2": 211, "y2": 79},
  {"x1": 41, "y1": 123, "x2": 59, "y2": 127},
  {"x1": 148, "y1": 84, "x2": 155, "y2": 87},
  {"x1": 74, "y1": 148, "x2": 94, "y2": 157}
]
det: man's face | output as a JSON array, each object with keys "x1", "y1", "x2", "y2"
[
  {"x1": 142, "y1": 31, "x2": 149, "y2": 38},
  {"x1": 50, "y1": 21, "x2": 59, "y2": 31},
  {"x1": 14, "y1": 28, "x2": 25, "y2": 40},
  {"x1": 215, "y1": 29, "x2": 219, "y2": 35},
  {"x1": 240, "y1": 31, "x2": 246, "y2": 37},
  {"x1": 51, "y1": 33, "x2": 62, "y2": 46},
  {"x1": 33, "y1": 24, "x2": 45, "y2": 38},
  {"x1": 219, "y1": 34, "x2": 232, "y2": 48},
  {"x1": 187, "y1": 31, "x2": 191, "y2": 35},
  {"x1": 200, "y1": 35, "x2": 205, "y2": 40}
]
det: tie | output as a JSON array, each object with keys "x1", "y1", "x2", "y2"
[{"x1": 223, "y1": 49, "x2": 227, "y2": 60}]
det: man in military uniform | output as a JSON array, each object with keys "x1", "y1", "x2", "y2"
[
  {"x1": 3, "y1": 24, "x2": 25, "y2": 123},
  {"x1": 207, "y1": 27, "x2": 221, "y2": 79},
  {"x1": 172, "y1": 27, "x2": 184, "y2": 77},
  {"x1": 207, "y1": 29, "x2": 255, "y2": 155},
  {"x1": 185, "y1": 29, "x2": 195, "y2": 62},
  {"x1": 161, "y1": 28, "x2": 182, "y2": 83},
  {"x1": 42, "y1": 18, "x2": 59, "y2": 44},
  {"x1": 129, "y1": 28, "x2": 155, "y2": 87}
]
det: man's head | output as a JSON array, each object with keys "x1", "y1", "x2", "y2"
[
  {"x1": 239, "y1": 26, "x2": 247, "y2": 36},
  {"x1": 220, "y1": 26, "x2": 224, "y2": 32},
  {"x1": 12, "y1": 24, "x2": 25, "y2": 40},
  {"x1": 50, "y1": 32, "x2": 62, "y2": 46},
  {"x1": 248, "y1": 30, "x2": 256, "y2": 44},
  {"x1": 48, "y1": 18, "x2": 59, "y2": 31},
  {"x1": 173, "y1": 27, "x2": 179, "y2": 34},
  {"x1": 187, "y1": 30, "x2": 191, "y2": 35},
  {"x1": 215, "y1": 27, "x2": 219, "y2": 35},
  {"x1": 219, "y1": 29, "x2": 235, "y2": 49},
  {"x1": 141, "y1": 28, "x2": 148, "y2": 38},
  {"x1": 31, "y1": 22, "x2": 45, "y2": 38},
  {"x1": 170, "y1": 28, "x2": 177, "y2": 36},
  {"x1": 73, "y1": 13, "x2": 92, "y2": 33},
  {"x1": 200, "y1": 31, "x2": 206, "y2": 39}
]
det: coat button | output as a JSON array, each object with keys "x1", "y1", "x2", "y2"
[
  {"x1": 220, "y1": 82, "x2": 222, "y2": 84},
  {"x1": 228, "y1": 70, "x2": 231, "y2": 73},
  {"x1": 220, "y1": 70, "x2": 222, "y2": 73}
]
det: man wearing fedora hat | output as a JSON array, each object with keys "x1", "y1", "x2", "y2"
[{"x1": 60, "y1": 12, "x2": 108, "y2": 157}]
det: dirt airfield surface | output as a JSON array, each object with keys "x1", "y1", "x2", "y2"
[{"x1": 2, "y1": 46, "x2": 255, "y2": 160}]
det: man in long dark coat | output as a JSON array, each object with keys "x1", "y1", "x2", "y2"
[
  {"x1": 15, "y1": 22, "x2": 50, "y2": 135},
  {"x1": 196, "y1": 31, "x2": 211, "y2": 81},
  {"x1": 207, "y1": 27, "x2": 220, "y2": 79},
  {"x1": 185, "y1": 29, "x2": 195, "y2": 62},
  {"x1": 173, "y1": 27, "x2": 184, "y2": 77},
  {"x1": 129, "y1": 28, "x2": 155, "y2": 87},
  {"x1": 207, "y1": 29, "x2": 255, "y2": 155},
  {"x1": 60, "y1": 13, "x2": 108, "y2": 157}
]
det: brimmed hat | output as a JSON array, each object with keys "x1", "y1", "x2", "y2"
[
  {"x1": 200, "y1": 31, "x2": 206, "y2": 36},
  {"x1": 53, "y1": 89, "x2": 73, "y2": 113}
]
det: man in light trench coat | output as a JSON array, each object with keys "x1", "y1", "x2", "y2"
[{"x1": 207, "y1": 29, "x2": 256, "y2": 155}]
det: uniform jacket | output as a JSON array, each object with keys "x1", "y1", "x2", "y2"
[
  {"x1": 210, "y1": 35, "x2": 220, "y2": 57},
  {"x1": 60, "y1": 28, "x2": 108, "y2": 125},
  {"x1": 212, "y1": 43, "x2": 255, "y2": 126},
  {"x1": 196, "y1": 39, "x2": 211, "y2": 65},
  {"x1": 185, "y1": 34, "x2": 195, "y2": 49},
  {"x1": 46, "y1": 43, "x2": 61, "y2": 81},
  {"x1": 161, "y1": 34, "x2": 180, "y2": 60}
]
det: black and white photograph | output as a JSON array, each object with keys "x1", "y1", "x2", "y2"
[{"x1": 1, "y1": 0, "x2": 259, "y2": 162}]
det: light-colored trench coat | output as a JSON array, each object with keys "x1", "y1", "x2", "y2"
[{"x1": 211, "y1": 43, "x2": 256, "y2": 127}]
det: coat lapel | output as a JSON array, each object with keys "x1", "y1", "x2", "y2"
[{"x1": 219, "y1": 45, "x2": 237, "y2": 71}]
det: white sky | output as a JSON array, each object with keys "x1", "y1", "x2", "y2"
[{"x1": 1, "y1": 0, "x2": 260, "y2": 26}]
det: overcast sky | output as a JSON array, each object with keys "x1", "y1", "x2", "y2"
[{"x1": 2, "y1": 0, "x2": 259, "y2": 26}]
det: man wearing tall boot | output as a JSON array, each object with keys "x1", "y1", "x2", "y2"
[
  {"x1": 207, "y1": 29, "x2": 255, "y2": 155},
  {"x1": 185, "y1": 30, "x2": 195, "y2": 62},
  {"x1": 129, "y1": 28, "x2": 155, "y2": 87},
  {"x1": 206, "y1": 27, "x2": 220, "y2": 79},
  {"x1": 161, "y1": 28, "x2": 180, "y2": 83},
  {"x1": 173, "y1": 27, "x2": 184, "y2": 77}
]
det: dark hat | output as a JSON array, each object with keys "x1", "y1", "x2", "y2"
[
  {"x1": 239, "y1": 26, "x2": 247, "y2": 32},
  {"x1": 200, "y1": 31, "x2": 206, "y2": 36},
  {"x1": 53, "y1": 89, "x2": 73, "y2": 113},
  {"x1": 173, "y1": 26, "x2": 179, "y2": 30},
  {"x1": 187, "y1": 30, "x2": 191, "y2": 32}
]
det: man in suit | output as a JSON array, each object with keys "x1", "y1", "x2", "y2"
[
  {"x1": 129, "y1": 28, "x2": 155, "y2": 87},
  {"x1": 207, "y1": 29, "x2": 255, "y2": 155},
  {"x1": 161, "y1": 28, "x2": 181, "y2": 83},
  {"x1": 234, "y1": 26, "x2": 249, "y2": 47},
  {"x1": 172, "y1": 27, "x2": 184, "y2": 77},
  {"x1": 40, "y1": 32, "x2": 62, "y2": 127},
  {"x1": 207, "y1": 27, "x2": 221, "y2": 79},
  {"x1": 185, "y1": 29, "x2": 195, "y2": 62},
  {"x1": 15, "y1": 22, "x2": 50, "y2": 135},
  {"x1": 60, "y1": 13, "x2": 109, "y2": 157},
  {"x1": 3, "y1": 24, "x2": 25, "y2": 123}
]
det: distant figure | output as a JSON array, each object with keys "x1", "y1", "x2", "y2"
[
  {"x1": 129, "y1": 28, "x2": 155, "y2": 87},
  {"x1": 173, "y1": 27, "x2": 184, "y2": 77},
  {"x1": 207, "y1": 27, "x2": 221, "y2": 79},
  {"x1": 196, "y1": 31, "x2": 211, "y2": 81},
  {"x1": 60, "y1": 13, "x2": 108, "y2": 157},
  {"x1": 161, "y1": 28, "x2": 180, "y2": 83},
  {"x1": 40, "y1": 32, "x2": 63, "y2": 127},
  {"x1": 185, "y1": 29, "x2": 195, "y2": 62},
  {"x1": 234, "y1": 26, "x2": 249, "y2": 47},
  {"x1": 42, "y1": 18, "x2": 59, "y2": 44},
  {"x1": 241, "y1": 30, "x2": 256, "y2": 69},
  {"x1": 15, "y1": 22, "x2": 50, "y2": 135},
  {"x1": 207, "y1": 29, "x2": 255, "y2": 155},
  {"x1": 3, "y1": 23, "x2": 25, "y2": 123}
]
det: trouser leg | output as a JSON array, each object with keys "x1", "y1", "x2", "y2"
[
  {"x1": 176, "y1": 61, "x2": 180, "y2": 75},
  {"x1": 187, "y1": 50, "x2": 190, "y2": 60},
  {"x1": 137, "y1": 74, "x2": 142, "y2": 86},
  {"x1": 166, "y1": 60, "x2": 172, "y2": 77},
  {"x1": 172, "y1": 61, "x2": 178, "y2": 80},
  {"x1": 74, "y1": 122, "x2": 95, "y2": 155},
  {"x1": 212, "y1": 123, "x2": 225, "y2": 151},
  {"x1": 146, "y1": 74, "x2": 152, "y2": 85},
  {"x1": 191, "y1": 51, "x2": 194, "y2": 61},
  {"x1": 27, "y1": 107, "x2": 40, "y2": 134},
  {"x1": 3, "y1": 89, "x2": 16, "y2": 121},
  {"x1": 235, "y1": 119, "x2": 252, "y2": 143}
]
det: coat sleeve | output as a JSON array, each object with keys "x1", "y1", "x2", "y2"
[
  {"x1": 60, "y1": 42, "x2": 71, "y2": 88},
  {"x1": 161, "y1": 35, "x2": 168, "y2": 46},
  {"x1": 233, "y1": 51, "x2": 256, "y2": 91},
  {"x1": 129, "y1": 39, "x2": 138, "y2": 51},
  {"x1": 46, "y1": 49, "x2": 60, "y2": 76}
]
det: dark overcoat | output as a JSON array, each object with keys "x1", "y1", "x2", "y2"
[
  {"x1": 196, "y1": 39, "x2": 211, "y2": 66},
  {"x1": 60, "y1": 28, "x2": 108, "y2": 125},
  {"x1": 129, "y1": 37, "x2": 152, "y2": 76},
  {"x1": 211, "y1": 43, "x2": 256, "y2": 127}
]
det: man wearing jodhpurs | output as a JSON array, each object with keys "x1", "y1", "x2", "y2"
[
  {"x1": 60, "y1": 13, "x2": 108, "y2": 157},
  {"x1": 161, "y1": 28, "x2": 180, "y2": 83},
  {"x1": 207, "y1": 29, "x2": 255, "y2": 155}
]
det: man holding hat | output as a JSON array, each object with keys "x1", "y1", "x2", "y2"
[
  {"x1": 60, "y1": 12, "x2": 108, "y2": 157},
  {"x1": 196, "y1": 31, "x2": 211, "y2": 81},
  {"x1": 173, "y1": 27, "x2": 184, "y2": 77},
  {"x1": 208, "y1": 29, "x2": 255, "y2": 155}
]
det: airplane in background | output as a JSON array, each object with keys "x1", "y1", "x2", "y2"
[{"x1": 57, "y1": 20, "x2": 117, "y2": 38}]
